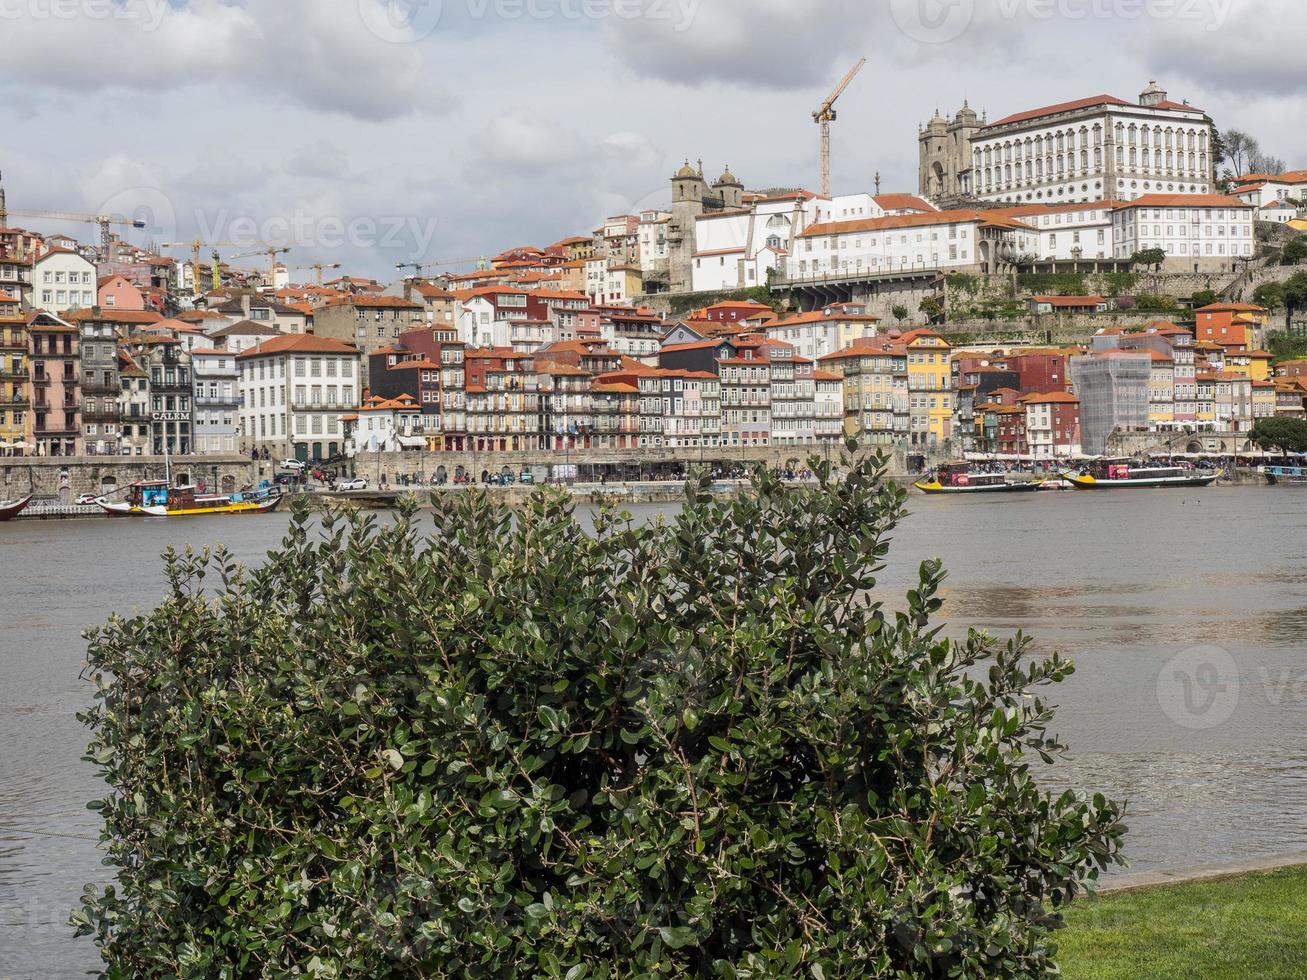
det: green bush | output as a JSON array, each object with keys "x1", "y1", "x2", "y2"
[
  {"x1": 1132, "y1": 294, "x2": 1178, "y2": 313},
  {"x1": 76, "y1": 455, "x2": 1126, "y2": 978},
  {"x1": 1101, "y1": 271, "x2": 1139, "y2": 298},
  {"x1": 1016, "y1": 272, "x2": 1087, "y2": 296}
]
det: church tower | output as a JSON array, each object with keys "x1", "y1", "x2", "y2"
[
  {"x1": 668, "y1": 160, "x2": 708, "y2": 294},
  {"x1": 713, "y1": 166, "x2": 744, "y2": 209},
  {"x1": 0, "y1": 170, "x2": 7, "y2": 227},
  {"x1": 918, "y1": 103, "x2": 982, "y2": 207}
]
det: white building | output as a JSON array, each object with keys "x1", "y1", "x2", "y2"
[
  {"x1": 790, "y1": 209, "x2": 1039, "y2": 279},
  {"x1": 637, "y1": 210, "x2": 670, "y2": 272},
  {"x1": 1110, "y1": 194, "x2": 1255, "y2": 271},
  {"x1": 935, "y1": 82, "x2": 1216, "y2": 207},
  {"x1": 990, "y1": 201, "x2": 1117, "y2": 261},
  {"x1": 237, "y1": 334, "x2": 360, "y2": 462},
  {"x1": 346, "y1": 394, "x2": 425, "y2": 455},
  {"x1": 763, "y1": 303, "x2": 881, "y2": 364},
  {"x1": 191, "y1": 348, "x2": 241, "y2": 455},
  {"x1": 32, "y1": 247, "x2": 97, "y2": 312},
  {"x1": 1229, "y1": 169, "x2": 1307, "y2": 209}
]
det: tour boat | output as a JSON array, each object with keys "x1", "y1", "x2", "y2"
[
  {"x1": 915, "y1": 464, "x2": 1041, "y2": 495},
  {"x1": 1264, "y1": 465, "x2": 1307, "y2": 486},
  {"x1": 99, "y1": 481, "x2": 282, "y2": 517},
  {"x1": 1061, "y1": 462, "x2": 1220, "y2": 490},
  {"x1": 0, "y1": 493, "x2": 32, "y2": 521},
  {"x1": 1037, "y1": 476, "x2": 1076, "y2": 491}
]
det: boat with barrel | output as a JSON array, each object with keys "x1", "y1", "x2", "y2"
[
  {"x1": 915, "y1": 462, "x2": 1041, "y2": 495},
  {"x1": 99, "y1": 480, "x2": 282, "y2": 517},
  {"x1": 1061, "y1": 460, "x2": 1220, "y2": 490},
  {"x1": 0, "y1": 492, "x2": 32, "y2": 521}
]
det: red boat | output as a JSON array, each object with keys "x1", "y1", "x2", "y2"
[{"x1": 0, "y1": 493, "x2": 33, "y2": 521}]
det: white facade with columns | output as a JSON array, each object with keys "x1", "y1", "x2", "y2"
[{"x1": 925, "y1": 82, "x2": 1216, "y2": 208}]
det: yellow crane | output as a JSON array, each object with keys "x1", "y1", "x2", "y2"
[
  {"x1": 5, "y1": 207, "x2": 148, "y2": 257},
  {"x1": 229, "y1": 245, "x2": 291, "y2": 284},
  {"x1": 287, "y1": 261, "x2": 341, "y2": 285},
  {"x1": 160, "y1": 240, "x2": 248, "y2": 296},
  {"x1": 813, "y1": 57, "x2": 866, "y2": 198}
]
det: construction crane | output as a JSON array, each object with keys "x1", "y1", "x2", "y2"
[
  {"x1": 395, "y1": 257, "x2": 486, "y2": 278},
  {"x1": 812, "y1": 57, "x2": 866, "y2": 198},
  {"x1": 229, "y1": 245, "x2": 291, "y2": 284},
  {"x1": 4, "y1": 207, "x2": 148, "y2": 257},
  {"x1": 160, "y1": 240, "x2": 248, "y2": 296},
  {"x1": 288, "y1": 261, "x2": 341, "y2": 285}
]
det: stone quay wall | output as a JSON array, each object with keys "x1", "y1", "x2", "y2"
[{"x1": 1, "y1": 455, "x2": 259, "y2": 500}]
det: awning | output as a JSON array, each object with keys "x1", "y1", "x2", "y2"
[{"x1": 397, "y1": 436, "x2": 426, "y2": 449}]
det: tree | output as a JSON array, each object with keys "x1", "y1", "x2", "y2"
[
  {"x1": 1190, "y1": 289, "x2": 1218, "y2": 308},
  {"x1": 1267, "y1": 330, "x2": 1307, "y2": 362},
  {"x1": 1253, "y1": 280, "x2": 1287, "y2": 312},
  {"x1": 1223, "y1": 129, "x2": 1256, "y2": 176},
  {"x1": 1210, "y1": 128, "x2": 1227, "y2": 171},
  {"x1": 1251, "y1": 417, "x2": 1307, "y2": 454},
  {"x1": 1250, "y1": 151, "x2": 1286, "y2": 177},
  {"x1": 919, "y1": 295, "x2": 945, "y2": 323},
  {"x1": 76, "y1": 458, "x2": 1126, "y2": 978},
  {"x1": 891, "y1": 303, "x2": 910, "y2": 324},
  {"x1": 1281, "y1": 235, "x2": 1307, "y2": 266},
  {"x1": 1129, "y1": 247, "x2": 1167, "y2": 271},
  {"x1": 1286, "y1": 271, "x2": 1307, "y2": 322}
]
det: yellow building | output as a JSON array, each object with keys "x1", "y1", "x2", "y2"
[
  {"x1": 1252, "y1": 380, "x2": 1277, "y2": 423},
  {"x1": 902, "y1": 328, "x2": 953, "y2": 448},
  {"x1": 1221, "y1": 349, "x2": 1273, "y2": 381},
  {"x1": 0, "y1": 294, "x2": 27, "y2": 456}
]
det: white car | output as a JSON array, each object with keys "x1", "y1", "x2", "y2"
[
  {"x1": 75, "y1": 493, "x2": 103, "y2": 506},
  {"x1": 337, "y1": 478, "x2": 368, "y2": 491},
  {"x1": 279, "y1": 459, "x2": 307, "y2": 471}
]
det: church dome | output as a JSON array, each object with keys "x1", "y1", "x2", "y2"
[
  {"x1": 675, "y1": 160, "x2": 699, "y2": 179},
  {"x1": 716, "y1": 165, "x2": 741, "y2": 186}
]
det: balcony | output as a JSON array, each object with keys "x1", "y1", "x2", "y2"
[
  {"x1": 194, "y1": 395, "x2": 240, "y2": 407},
  {"x1": 32, "y1": 375, "x2": 52, "y2": 387}
]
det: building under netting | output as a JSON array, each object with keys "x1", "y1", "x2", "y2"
[{"x1": 1070, "y1": 351, "x2": 1151, "y2": 455}]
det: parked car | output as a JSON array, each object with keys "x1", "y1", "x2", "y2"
[
  {"x1": 518, "y1": 471, "x2": 536, "y2": 485},
  {"x1": 279, "y1": 459, "x2": 306, "y2": 471},
  {"x1": 337, "y1": 477, "x2": 368, "y2": 491},
  {"x1": 75, "y1": 493, "x2": 103, "y2": 506}
]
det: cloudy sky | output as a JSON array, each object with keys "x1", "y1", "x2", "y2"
[{"x1": 1, "y1": 0, "x2": 1303, "y2": 280}]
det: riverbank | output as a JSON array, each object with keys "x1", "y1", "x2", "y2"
[
  {"x1": 1060, "y1": 864, "x2": 1307, "y2": 979},
  {"x1": 9, "y1": 467, "x2": 1290, "y2": 519}
]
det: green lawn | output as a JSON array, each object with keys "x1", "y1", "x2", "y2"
[{"x1": 1057, "y1": 866, "x2": 1307, "y2": 979}]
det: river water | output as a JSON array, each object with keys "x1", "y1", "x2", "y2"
[{"x1": 2, "y1": 486, "x2": 1306, "y2": 976}]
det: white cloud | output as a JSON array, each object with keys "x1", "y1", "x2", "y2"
[
  {"x1": 0, "y1": 0, "x2": 439, "y2": 120},
  {"x1": 603, "y1": 0, "x2": 869, "y2": 89}
]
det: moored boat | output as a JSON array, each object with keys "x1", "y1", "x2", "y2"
[
  {"x1": 1062, "y1": 462, "x2": 1220, "y2": 490},
  {"x1": 1264, "y1": 465, "x2": 1307, "y2": 486},
  {"x1": 1037, "y1": 476, "x2": 1076, "y2": 491},
  {"x1": 98, "y1": 481, "x2": 282, "y2": 517},
  {"x1": 915, "y1": 463, "x2": 1041, "y2": 495},
  {"x1": 0, "y1": 493, "x2": 33, "y2": 521}
]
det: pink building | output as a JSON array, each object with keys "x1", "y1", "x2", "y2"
[
  {"x1": 97, "y1": 274, "x2": 146, "y2": 311},
  {"x1": 28, "y1": 311, "x2": 81, "y2": 456}
]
